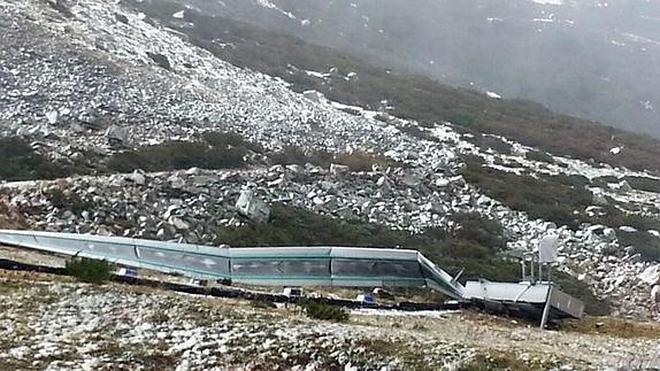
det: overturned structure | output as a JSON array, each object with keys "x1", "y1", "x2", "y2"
[{"x1": 0, "y1": 229, "x2": 583, "y2": 324}]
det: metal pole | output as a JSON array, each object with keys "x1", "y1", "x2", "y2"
[{"x1": 539, "y1": 283, "x2": 553, "y2": 329}]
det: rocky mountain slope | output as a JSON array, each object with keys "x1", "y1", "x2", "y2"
[
  {"x1": 165, "y1": 0, "x2": 660, "y2": 138},
  {"x1": 0, "y1": 1, "x2": 659, "y2": 368}
]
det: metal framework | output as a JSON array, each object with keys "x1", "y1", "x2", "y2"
[
  {"x1": 0, "y1": 229, "x2": 465, "y2": 299},
  {"x1": 0, "y1": 229, "x2": 585, "y2": 322}
]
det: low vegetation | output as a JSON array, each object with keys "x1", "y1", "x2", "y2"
[
  {"x1": 43, "y1": 188, "x2": 94, "y2": 214},
  {"x1": 618, "y1": 231, "x2": 660, "y2": 262},
  {"x1": 270, "y1": 146, "x2": 397, "y2": 172},
  {"x1": 301, "y1": 300, "x2": 349, "y2": 322},
  {"x1": 106, "y1": 132, "x2": 258, "y2": 173},
  {"x1": 559, "y1": 316, "x2": 660, "y2": 339},
  {"x1": 462, "y1": 158, "x2": 660, "y2": 243},
  {"x1": 469, "y1": 134, "x2": 512, "y2": 154},
  {"x1": 334, "y1": 151, "x2": 397, "y2": 172},
  {"x1": 270, "y1": 146, "x2": 333, "y2": 168},
  {"x1": 462, "y1": 159, "x2": 593, "y2": 230},
  {"x1": 65, "y1": 258, "x2": 115, "y2": 284},
  {"x1": 218, "y1": 205, "x2": 608, "y2": 314},
  {"x1": 459, "y1": 353, "x2": 547, "y2": 371},
  {"x1": 0, "y1": 137, "x2": 74, "y2": 181},
  {"x1": 623, "y1": 176, "x2": 660, "y2": 194},
  {"x1": 525, "y1": 150, "x2": 555, "y2": 164}
]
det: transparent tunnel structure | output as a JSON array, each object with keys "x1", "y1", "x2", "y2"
[{"x1": 0, "y1": 230, "x2": 466, "y2": 299}]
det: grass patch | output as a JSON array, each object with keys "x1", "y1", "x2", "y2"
[
  {"x1": 270, "y1": 147, "x2": 397, "y2": 171},
  {"x1": 624, "y1": 176, "x2": 660, "y2": 194},
  {"x1": 301, "y1": 300, "x2": 349, "y2": 322},
  {"x1": 462, "y1": 160, "x2": 592, "y2": 230},
  {"x1": 469, "y1": 134, "x2": 512, "y2": 154},
  {"x1": 559, "y1": 316, "x2": 660, "y2": 339},
  {"x1": 0, "y1": 137, "x2": 74, "y2": 181},
  {"x1": 0, "y1": 281, "x2": 22, "y2": 295},
  {"x1": 459, "y1": 353, "x2": 547, "y2": 371},
  {"x1": 107, "y1": 132, "x2": 257, "y2": 172},
  {"x1": 334, "y1": 151, "x2": 398, "y2": 172},
  {"x1": 250, "y1": 299, "x2": 277, "y2": 309},
  {"x1": 618, "y1": 231, "x2": 660, "y2": 262},
  {"x1": 65, "y1": 258, "x2": 115, "y2": 284},
  {"x1": 270, "y1": 146, "x2": 333, "y2": 168}
]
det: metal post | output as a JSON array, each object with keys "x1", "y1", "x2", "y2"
[{"x1": 539, "y1": 283, "x2": 553, "y2": 329}]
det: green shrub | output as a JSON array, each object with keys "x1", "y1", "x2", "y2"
[
  {"x1": 270, "y1": 146, "x2": 333, "y2": 168},
  {"x1": 65, "y1": 258, "x2": 115, "y2": 284},
  {"x1": 462, "y1": 160, "x2": 592, "y2": 230},
  {"x1": 469, "y1": 134, "x2": 512, "y2": 154},
  {"x1": 553, "y1": 271, "x2": 610, "y2": 316},
  {"x1": 446, "y1": 112, "x2": 477, "y2": 127},
  {"x1": 588, "y1": 206, "x2": 660, "y2": 232},
  {"x1": 217, "y1": 205, "x2": 607, "y2": 314},
  {"x1": 107, "y1": 139, "x2": 246, "y2": 173},
  {"x1": 546, "y1": 174, "x2": 591, "y2": 188},
  {"x1": 334, "y1": 151, "x2": 397, "y2": 172},
  {"x1": 250, "y1": 299, "x2": 277, "y2": 309},
  {"x1": 591, "y1": 176, "x2": 620, "y2": 188},
  {"x1": 201, "y1": 132, "x2": 264, "y2": 154},
  {"x1": 618, "y1": 231, "x2": 660, "y2": 262},
  {"x1": 0, "y1": 137, "x2": 73, "y2": 181},
  {"x1": 624, "y1": 176, "x2": 660, "y2": 194},
  {"x1": 301, "y1": 300, "x2": 349, "y2": 322},
  {"x1": 44, "y1": 188, "x2": 94, "y2": 213},
  {"x1": 397, "y1": 125, "x2": 438, "y2": 142},
  {"x1": 146, "y1": 52, "x2": 172, "y2": 70},
  {"x1": 270, "y1": 147, "x2": 397, "y2": 172}
]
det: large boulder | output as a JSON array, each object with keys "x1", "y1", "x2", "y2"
[
  {"x1": 639, "y1": 264, "x2": 660, "y2": 285},
  {"x1": 235, "y1": 190, "x2": 270, "y2": 224},
  {"x1": 329, "y1": 163, "x2": 350, "y2": 177}
]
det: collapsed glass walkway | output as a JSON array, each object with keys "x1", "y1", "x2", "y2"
[{"x1": 0, "y1": 229, "x2": 466, "y2": 299}]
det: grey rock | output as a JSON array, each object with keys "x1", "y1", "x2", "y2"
[
  {"x1": 330, "y1": 163, "x2": 350, "y2": 177},
  {"x1": 235, "y1": 189, "x2": 270, "y2": 224}
]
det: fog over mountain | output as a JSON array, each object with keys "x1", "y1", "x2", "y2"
[{"x1": 172, "y1": 0, "x2": 660, "y2": 137}]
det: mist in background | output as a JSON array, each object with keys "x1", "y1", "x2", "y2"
[{"x1": 175, "y1": 0, "x2": 660, "y2": 137}]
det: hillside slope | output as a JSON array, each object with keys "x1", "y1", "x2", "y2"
[
  {"x1": 127, "y1": 0, "x2": 660, "y2": 175},
  {"x1": 166, "y1": 0, "x2": 660, "y2": 138},
  {"x1": 0, "y1": 0, "x2": 659, "y2": 347}
]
